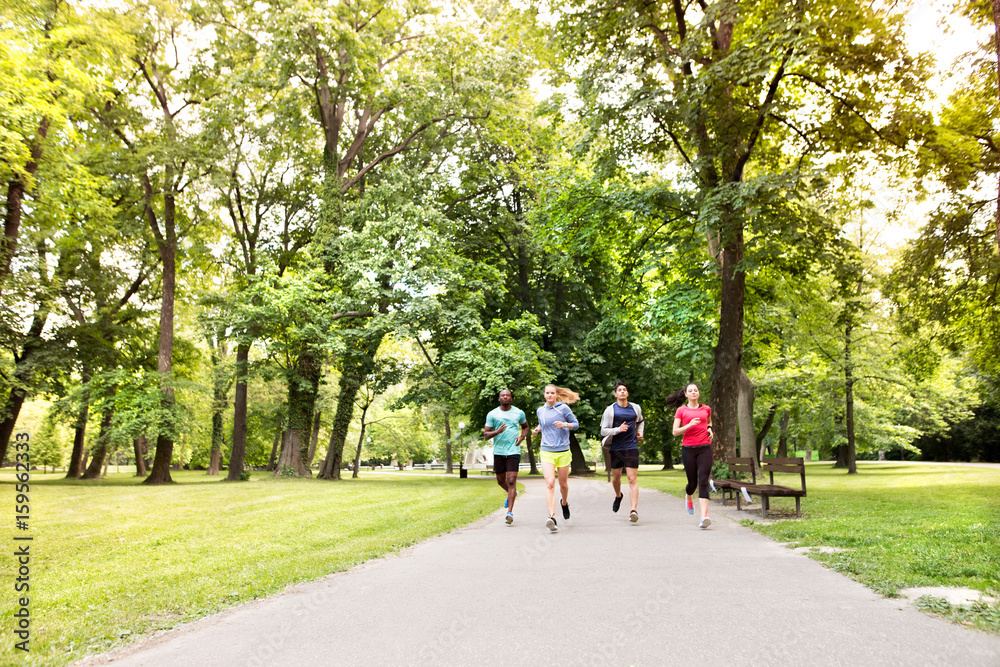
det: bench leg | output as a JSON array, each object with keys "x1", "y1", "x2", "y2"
[
  {"x1": 795, "y1": 497, "x2": 801, "y2": 519},
  {"x1": 736, "y1": 491, "x2": 741, "y2": 511},
  {"x1": 761, "y1": 495, "x2": 767, "y2": 520}
]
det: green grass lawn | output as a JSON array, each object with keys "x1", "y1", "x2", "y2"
[
  {"x1": 639, "y1": 462, "x2": 1000, "y2": 633},
  {"x1": 0, "y1": 470, "x2": 502, "y2": 666}
]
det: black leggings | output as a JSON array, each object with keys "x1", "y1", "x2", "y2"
[{"x1": 682, "y1": 445, "x2": 712, "y2": 499}]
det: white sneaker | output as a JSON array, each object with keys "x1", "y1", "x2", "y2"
[
  {"x1": 699, "y1": 516, "x2": 712, "y2": 529},
  {"x1": 545, "y1": 516, "x2": 558, "y2": 532}
]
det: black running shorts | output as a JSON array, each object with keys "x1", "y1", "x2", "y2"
[
  {"x1": 610, "y1": 448, "x2": 639, "y2": 470},
  {"x1": 493, "y1": 454, "x2": 521, "y2": 474}
]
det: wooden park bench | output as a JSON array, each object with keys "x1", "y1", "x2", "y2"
[
  {"x1": 714, "y1": 456, "x2": 807, "y2": 519},
  {"x1": 712, "y1": 457, "x2": 757, "y2": 505}
]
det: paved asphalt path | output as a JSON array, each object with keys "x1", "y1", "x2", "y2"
[{"x1": 85, "y1": 476, "x2": 1000, "y2": 667}]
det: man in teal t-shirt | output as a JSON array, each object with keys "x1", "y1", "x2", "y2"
[{"x1": 484, "y1": 389, "x2": 528, "y2": 524}]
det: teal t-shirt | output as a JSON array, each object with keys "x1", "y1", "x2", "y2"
[{"x1": 485, "y1": 406, "x2": 526, "y2": 456}]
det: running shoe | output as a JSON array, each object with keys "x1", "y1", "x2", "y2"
[
  {"x1": 546, "y1": 516, "x2": 558, "y2": 532},
  {"x1": 505, "y1": 512, "x2": 513, "y2": 525},
  {"x1": 686, "y1": 496, "x2": 694, "y2": 514},
  {"x1": 612, "y1": 494, "x2": 623, "y2": 513},
  {"x1": 629, "y1": 510, "x2": 638, "y2": 523},
  {"x1": 561, "y1": 501, "x2": 570, "y2": 520},
  {"x1": 699, "y1": 516, "x2": 712, "y2": 529}
]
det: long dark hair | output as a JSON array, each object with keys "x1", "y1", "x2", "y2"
[{"x1": 666, "y1": 383, "x2": 700, "y2": 409}]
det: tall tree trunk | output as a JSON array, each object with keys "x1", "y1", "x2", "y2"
[
  {"x1": 737, "y1": 367, "x2": 755, "y2": 461},
  {"x1": 525, "y1": 430, "x2": 538, "y2": 475},
  {"x1": 226, "y1": 341, "x2": 252, "y2": 481},
  {"x1": 319, "y1": 370, "x2": 357, "y2": 480},
  {"x1": 0, "y1": 389, "x2": 29, "y2": 467},
  {"x1": 66, "y1": 368, "x2": 92, "y2": 478},
  {"x1": 146, "y1": 433, "x2": 174, "y2": 482},
  {"x1": 306, "y1": 409, "x2": 322, "y2": 468},
  {"x1": 1, "y1": 118, "x2": 49, "y2": 296},
  {"x1": 275, "y1": 429, "x2": 308, "y2": 476},
  {"x1": 756, "y1": 403, "x2": 779, "y2": 462},
  {"x1": 319, "y1": 336, "x2": 381, "y2": 480},
  {"x1": 0, "y1": 307, "x2": 48, "y2": 465},
  {"x1": 81, "y1": 406, "x2": 114, "y2": 480},
  {"x1": 351, "y1": 404, "x2": 368, "y2": 479},
  {"x1": 207, "y1": 338, "x2": 227, "y2": 476},
  {"x1": 267, "y1": 429, "x2": 281, "y2": 471},
  {"x1": 568, "y1": 431, "x2": 591, "y2": 475},
  {"x1": 661, "y1": 444, "x2": 674, "y2": 470},
  {"x1": 207, "y1": 408, "x2": 223, "y2": 475},
  {"x1": 710, "y1": 232, "x2": 745, "y2": 462},
  {"x1": 274, "y1": 352, "x2": 319, "y2": 477},
  {"x1": 777, "y1": 410, "x2": 790, "y2": 458},
  {"x1": 134, "y1": 436, "x2": 148, "y2": 477},
  {"x1": 144, "y1": 182, "x2": 177, "y2": 485},
  {"x1": 992, "y1": 0, "x2": 1000, "y2": 254},
  {"x1": 844, "y1": 317, "x2": 858, "y2": 474},
  {"x1": 67, "y1": 408, "x2": 89, "y2": 477},
  {"x1": 443, "y1": 412, "x2": 453, "y2": 474}
]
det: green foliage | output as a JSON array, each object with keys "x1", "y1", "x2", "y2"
[
  {"x1": 711, "y1": 460, "x2": 731, "y2": 481},
  {"x1": 29, "y1": 409, "x2": 66, "y2": 471},
  {"x1": 914, "y1": 596, "x2": 1000, "y2": 634},
  {"x1": 89, "y1": 370, "x2": 180, "y2": 450}
]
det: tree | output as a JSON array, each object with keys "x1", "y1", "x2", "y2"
[
  {"x1": 0, "y1": 0, "x2": 130, "y2": 465},
  {"x1": 88, "y1": 0, "x2": 223, "y2": 484},
  {"x1": 556, "y1": 0, "x2": 929, "y2": 459},
  {"x1": 904, "y1": 1, "x2": 1000, "y2": 399},
  {"x1": 226, "y1": 0, "x2": 536, "y2": 480},
  {"x1": 194, "y1": 30, "x2": 321, "y2": 480}
]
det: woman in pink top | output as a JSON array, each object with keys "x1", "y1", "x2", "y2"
[{"x1": 668, "y1": 383, "x2": 714, "y2": 529}]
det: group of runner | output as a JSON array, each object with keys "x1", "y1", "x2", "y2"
[{"x1": 483, "y1": 381, "x2": 715, "y2": 531}]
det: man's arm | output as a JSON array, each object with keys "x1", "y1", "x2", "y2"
[{"x1": 483, "y1": 418, "x2": 507, "y2": 439}]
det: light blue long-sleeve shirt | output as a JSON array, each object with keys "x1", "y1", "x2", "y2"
[{"x1": 536, "y1": 402, "x2": 579, "y2": 452}]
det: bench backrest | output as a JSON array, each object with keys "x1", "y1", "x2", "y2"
[
  {"x1": 761, "y1": 456, "x2": 806, "y2": 493},
  {"x1": 725, "y1": 457, "x2": 757, "y2": 484}
]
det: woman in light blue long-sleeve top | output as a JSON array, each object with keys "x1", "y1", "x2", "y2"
[{"x1": 531, "y1": 384, "x2": 580, "y2": 532}]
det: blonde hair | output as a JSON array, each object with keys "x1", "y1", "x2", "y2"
[{"x1": 545, "y1": 384, "x2": 580, "y2": 404}]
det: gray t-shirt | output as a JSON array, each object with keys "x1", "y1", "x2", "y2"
[{"x1": 536, "y1": 402, "x2": 579, "y2": 452}]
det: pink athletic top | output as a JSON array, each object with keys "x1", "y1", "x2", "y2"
[{"x1": 675, "y1": 404, "x2": 712, "y2": 447}]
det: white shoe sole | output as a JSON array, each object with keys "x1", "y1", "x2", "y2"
[
  {"x1": 699, "y1": 517, "x2": 712, "y2": 529},
  {"x1": 545, "y1": 517, "x2": 558, "y2": 532},
  {"x1": 505, "y1": 514, "x2": 513, "y2": 525},
  {"x1": 629, "y1": 512, "x2": 638, "y2": 523}
]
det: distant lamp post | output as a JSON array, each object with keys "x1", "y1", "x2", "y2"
[{"x1": 457, "y1": 422, "x2": 468, "y2": 479}]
